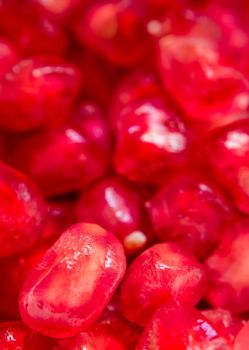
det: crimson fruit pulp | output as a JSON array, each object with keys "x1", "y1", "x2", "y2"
[
  {"x1": 146, "y1": 173, "x2": 232, "y2": 259},
  {"x1": 19, "y1": 223, "x2": 126, "y2": 338},
  {"x1": 234, "y1": 321, "x2": 249, "y2": 350},
  {"x1": 75, "y1": 176, "x2": 150, "y2": 255},
  {"x1": 0, "y1": 57, "x2": 81, "y2": 132},
  {"x1": 0, "y1": 0, "x2": 249, "y2": 349},
  {"x1": 113, "y1": 97, "x2": 189, "y2": 183},
  {"x1": 136, "y1": 303, "x2": 233, "y2": 349},
  {"x1": 10, "y1": 102, "x2": 111, "y2": 197},
  {"x1": 206, "y1": 120, "x2": 249, "y2": 214},
  {"x1": 74, "y1": 0, "x2": 150, "y2": 67},
  {"x1": 0, "y1": 322, "x2": 29, "y2": 350},
  {"x1": 0, "y1": 161, "x2": 46, "y2": 257},
  {"x1": 120, "y1": 243, "x2": 207, "y2": 325},
  {"x1": 205, "y1": 219, "x2": 249, "y2": 313}
]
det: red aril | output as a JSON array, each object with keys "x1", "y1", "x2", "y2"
[
  {"x1": 0, "y1": 2, "x2": 68, "y2": 55},
  {"x1": 205, "y1": 219, "x2": 249, "y2": 313},
  {"x1": 0, "y1": 322, "x2": 29, "y2": 350},
  {"x1": 202, "y1": 309, "x2": 243, "y2": 342},
  {"x1": 146, "y1": 173, "x2": 232, "y2": 259},
  {"x1": 136, "y1": 303, "x2": 232, "y2": 350},
  {"x1": 158, "y1": 34, "x2": 249, "y2": 129},
  {"x1": 120, "y1": 243, "x2": 207, "y2": 325},
  {"x1": 0, "y1": 38, "x2": 17, "y2": 79},
  {"x1": 54, "y1": 295, "x2": 141, "y2": 349},
  {"x1": 33, "y1": 0, "x2": 81, "y2": 18},
  {"x1": 113, "y1": 97, "x2": 189, "y2": 184},
  {"x1": 206, "y1": 120, "x2": 249, "y2": 214},
  {"x1": 0, "y1": 241, "x2": 52, "y2": 318},
  {"x1": 205, "y1": 4, "x2": 249, "y2": 76},
  {"x1": 0, "y1": 321, "x2": 54, "y2": 350},
  {"x1": 0, "y1": 57, "x2": 81, "y2": 132},
  {"x1": 19, "y1": 223, "x2": 126, "y2": 338},
  {"x1": 110, "y1": 71, "x2": 162, "y2": 131},
  {"x1": 10, "y1": 102, "x2": 111, "y2": 197},
  {"x1": 0, "y1": 161, "x2": 46, "y2": 257},
  {"x1": 234, "y1": 320, "x2": 249, "y2": 350},
  {"x1": 75, "y1": 176, "x2": 150, "y2": 255},
  {"x1": 54, "y1": 332, "x2": 126, "y2": 350},
  {"x1": 74, "y1": 0, "x2": 150, "y2": 67}
]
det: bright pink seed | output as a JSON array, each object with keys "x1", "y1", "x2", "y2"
[
  {"x1": 158, "y1": 34, "x2": 249, "y2": 129},
  {"x1": 120, "y1": 243, "x2": 207, "y2": 325},
  {"x1": 113, "y1": 97, "x2": 189, "y2": 184},
  {"x1": 205, "y1": 218, "x2": 249, "y2": 313},
  {"x1": 0, "y1": 57, "x2": 81, "y2": 132},
  {"x1": 0, "y1": 2, "x2": 68, "y2": 56},
  {"x1": 10, "y1": 102, "x2": 111, "y2": 197},
  {"x1": 0, "y1": 161, "x2": 46, "y2": 257},
  {"x1": 202, "y1": 309, "x2": 243, "y2": 342},
  {"x1": 234, "y1": 320, "x2": 249, "y2": 350},
  {"x1": 146, "y1": 173, "x2": 232, "y2": 259},
  {"x1": 136, "y1": 303, "x2": 232, "y2": 350},
  {"x1": 0, "y1": 322, "x2": 29, "y2": 350},
  {"x1": 19, "y1": 223, "x2": 126, "y2": 338},
  {"x1": 75, "y1": 176, "x2": 150, "y2": 255},
  {"x1": 206, "y1": 120, "x2": 249, "y2": 214},
  {"x1": 74, "y1": 0, "x2": 150, "y2": 67}
]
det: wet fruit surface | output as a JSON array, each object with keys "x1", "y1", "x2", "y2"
[
  {"x1": 113, "y1": 97, "x2": 189, "y2": 183},
  {"x1": 19, "y1": 223, "x2": 126, "y2": 338},
  {"x1": 136, "y1": 303, "x2": 232, "y2": 350},
  {"x1": 75, "y1": 176, "x2": 150, "y2": 254},
  {"x1": 146, "y1": 173, "x2": 232, "y2": 259},
  {"x1": 0, "y1": 161, "x2": 46, "y2": 257},
  {"x1": 0, "y1": 0, "x2": 249, "y2": 348},
  {"x1": 205, "y1": 219, "x2": 249, "y2": 313},
  {"x1": 120, "y1": 243, "x2": 207, "y2": 325}
]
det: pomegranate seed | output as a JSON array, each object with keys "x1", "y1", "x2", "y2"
[
  {"x1": 0, "y1": 0, "x2": 248, "y2": 347},
  {"x1": 0, "y1": 57, "x2": 81, "y2": 132},
  {"x1": 234, "y1": 320, "x2": 249, "y2": 350},
  {"x1": 158, "y1": 34, "x2": 249, "y2": 129},
  {"x1": 0, "y1": 2, "x2": 68, "y2": 55},
  {"x1": 54, "y1": 331, "x2": 126, "y2": 350},
  {"x1": 0, "y1": 322, "x2": 29, "y2": 350},
  {"x1": 136, "y1": 303, "x2": 232, "y2": 349},
  {"x1": 113, "y1": 97, "x2": 189, "y2": 184},
  {"x1": 42, "y1": 199, "x2": 74, "y2": 242},
  {"x1": 74, "y1": 0, "x2": 150, "y2": 67},
  {"x1": 205, "y1": 219, "x2": 249, "y2": 313},
  {"x1": 0, "y1": 38, "x2": 17, "y2": 79},
  {"x1": 110, "y1": 71, "x2": 162, "y2": 131},
  {"x1": 205, "y1": 4, "x2": 249, "y2": 76},
  {"x1": 0, "y1": 241, "x2": 51, "y2": 318},
  {"x1": 54, "y1": 295, "x2": 141, "y2": 349},
  {"x1": 0, "y1": 321, "x2": 54, "y2": 350},
  {"x1": 33, "y1": 0, "x2": 81, "y2": 17},
  {"x1": 10, "y1": 102, "x2": 111, "y2": 196},
  {"x1": 120, "y1": 243, "x2": 207, "y2": 325},
  {"x1": 75, "y1": 176, "x2": 150, "y2": 255},
  {"x1": 19, "y1": 223, "x2": 126, "y2": 338},
  {"x1": 206, "y1": 120, "x2": 249, "y2": 214},
  {"x1": 202, "y1": 309, "x2": 243, "y2": 341},
  {"x1": 0, "y1": 161, "x2": 46, "y2": 257},
  {"x1": 146, "y1": 173, "x2": 233, "y2": 259},
  {"x1": 97, "y1": 297, "x2": 142, "y2": 349}
]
